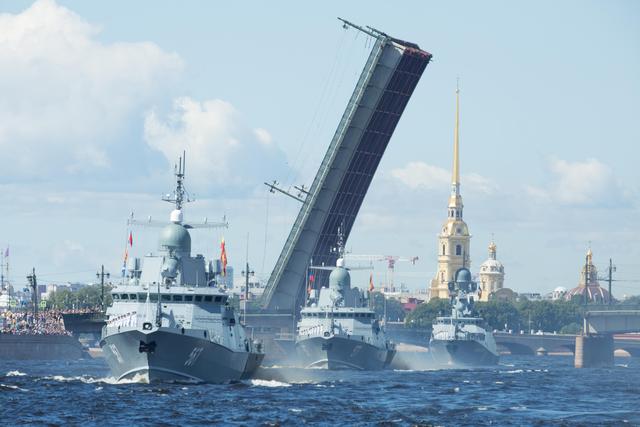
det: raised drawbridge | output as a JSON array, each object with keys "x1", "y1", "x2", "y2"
[{"x1": 262, "y1": 19, "x2": 432, "y2": 315}]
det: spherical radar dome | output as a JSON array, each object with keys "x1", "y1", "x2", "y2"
[
  {"x1": 455, "y1": 268, "x2": 472, "y2": 283},
  {"x1": 329, "y1": 266, "x2": 351, "y2": 290},
  {"x1": 159, "y1": 223, "x2": 191, "y2": 254}
]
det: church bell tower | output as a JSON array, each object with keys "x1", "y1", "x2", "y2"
[{"x1": 429, "y1": 83, "x2": 471, "y2": 300}]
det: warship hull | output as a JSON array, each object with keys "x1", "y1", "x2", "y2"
[
  {"x1": 296, "y1": 335, "x2": 394, "y2": 370},
  {"x1": 429, "y1": 339, "x2": 499, "y2": 367},
  {"x1": 100, "y1": 328, "x2": 263, "y2": 383}
]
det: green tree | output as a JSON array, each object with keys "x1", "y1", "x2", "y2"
[
  {"x1": 371, "y1": 293, "x2": 406, "y2": 322},
  {"x1": 475, "y1": 300, "x2": 520, "y2": 331},
  {"x1": 560, "y1": 322, "x2": 581, "y2": 334},
  {"x1": 48, "y1": 284, "x2": 112, "y2": 310},
  {"x1": 405, "y1": 298, "x2": 449, "y2": 328},
  {"x1": 404, "y1": 297, "x2": 584, "y2": 333}
]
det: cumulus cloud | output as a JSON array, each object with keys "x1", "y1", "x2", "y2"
[
  {"x1": 144, "y1": 97, "x2": 289, "y2": 195},
  {"x1": 527, "y1": 158, "x2": 625, "y2": 206},
  {"x1": 0, "y1": 0, "x2": 182, "y2": 181},
  {"x1": 391, "y1": 161, "x2": 497, "y2": 194}
]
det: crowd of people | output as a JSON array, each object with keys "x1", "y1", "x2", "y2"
[{"x1": 0, "y1": 309, "x2": 72, "y2": 336}]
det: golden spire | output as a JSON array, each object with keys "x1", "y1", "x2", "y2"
[
  {"x1": 447, "y1": 80, "x2": 464, "y2": 214},
  {"x1": 452, "y1": 79, "x2": 460, "y2": 188}
]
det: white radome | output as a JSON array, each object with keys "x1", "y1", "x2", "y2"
[{"x1": 170, "y1": 209, "x2": 183, "y2": 224}]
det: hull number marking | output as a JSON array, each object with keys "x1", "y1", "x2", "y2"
[{"x1": 184, "y1": 347, "x2": 204, "y2": 367}]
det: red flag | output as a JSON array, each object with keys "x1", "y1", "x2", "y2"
[
  {"x1": 220, "y1": 238, "x2": 227, "y2": 277},
  {"x1": 307, "y1": 273, "x2": 315, "y2": 295},
  {"x1": 128, "y1": 232, "x2": 133, "y2": 247},
  {"x1": 369, "y1": 273, "x2": 374, "y2": 292}
]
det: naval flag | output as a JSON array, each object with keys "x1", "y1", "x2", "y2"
[
  {"x1": 220, "y1": 238, "x2": 227, "y2": 277},
  {"x1": 307, "y1": 273, "x2": 315, "y2": 295}
]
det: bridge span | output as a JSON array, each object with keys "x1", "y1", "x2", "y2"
[
  {"x1": 383, "y1": 323, "x2": 640, "y2": 358},
  {"x1": 586, "y1": 310, "x2": 640, "y2": 334}
]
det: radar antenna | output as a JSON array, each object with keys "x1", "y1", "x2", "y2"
[
  {"x1": 331, "y1": 222, "x2": 346, "y2": 260},
  {"x1": 162, "y1": 151, "x2": 192, "y2": 210}
]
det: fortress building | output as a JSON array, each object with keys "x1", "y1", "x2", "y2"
[
  {"x1": 478, "y1": 240, "x2": 505, "y2": 301},
  {"x1": 429, "y1": 86, "x2": 471, "y2": 300}
]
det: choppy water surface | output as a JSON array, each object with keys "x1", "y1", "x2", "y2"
[{"x1": 1, "y1": 355, "x2": 638, "y2": 426}]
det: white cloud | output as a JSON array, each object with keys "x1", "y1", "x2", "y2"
[
  {"x1": 52, "y1": 240, "x2": 85, "y2": 268},
  {"x1": 254, "y1": 128, "x2": 273, "y2": 145},
  {"x1": 144, "y1": 97, "x2": 289, "y2": 195},
  {"x1": 0, "y1": 0, "x2": 182, "y2": 180},
  {"x1": 391, "y1": 161, "x2": 450, "y2": 190},
  {"x1": 390, "y1": 161, "x2": 497, "y2": 194},
  {"x1": 527, "y1": 158, "x2": 624, "y2": 206}
]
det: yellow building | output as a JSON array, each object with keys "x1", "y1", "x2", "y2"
[
  {"x1": 478, "y1": 240, "x2": 505, "y2": 301},
  {"x1": 429, "y1": 86, "x2": 471, "y2": 300}
]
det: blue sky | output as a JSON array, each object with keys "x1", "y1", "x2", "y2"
[{"x1": 1, "y1": 0, "x2": 638, "y2": 296}]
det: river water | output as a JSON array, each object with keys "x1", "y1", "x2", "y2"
[{"x1": 1, "y1": 355, "x2": 638, "y2": 426}]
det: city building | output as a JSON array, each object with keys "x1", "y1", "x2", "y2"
[
  {"x1": 429, "y1": 86, "x2": 471, "y2": 300},
  {"x1": 547, "y1": 286, "x2": 567, "y2": 301},
  {"x1": 564, "y1": 248, "x2": 612, "y2": 304},
  {"x1": 478, "y1": 240, "x2": 505, "y2": 301},
  {"x1": 518, "y1": 292, "x2": 544, "y2": 302}
]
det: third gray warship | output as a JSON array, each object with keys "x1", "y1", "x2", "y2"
[
  {"x1": 429, "y1": 267, "x2": 499, "y2": 366},
  {"x1": 295, "y1": 232, "x2": 395, "y2": 370},
  {"x1": 100, "y1": 154, "x2": 264, "y2": 382}
]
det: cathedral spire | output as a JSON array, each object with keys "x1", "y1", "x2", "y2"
[
  {"x1": 452, "y1": 79, "x2": 460, "y2": 193},
  {"x1": 448, "y1": 81, "x2": 463, "y2": 217}
]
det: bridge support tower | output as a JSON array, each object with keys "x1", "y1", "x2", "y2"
[{"x1": 574, "y1": 333, "x2": 614, "y2": 368}]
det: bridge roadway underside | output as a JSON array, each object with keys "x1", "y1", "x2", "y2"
[{"x1": 262, "y1": 33, "x2": 431, "y2": 313}]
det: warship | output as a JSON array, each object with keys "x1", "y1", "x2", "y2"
[
  {"x1": 100, "y1": 154, "x2": 264, "y2": 383},
  {"x1": 295, "y1": 231, "x2": 395, "y2": 370},
  {"x1": 429, "y1": 267, "x2": 499, "y2": 366}
]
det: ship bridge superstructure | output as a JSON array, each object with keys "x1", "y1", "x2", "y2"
[{"x1": 262, "y1": 20, "x2": 432, "y2": 313}]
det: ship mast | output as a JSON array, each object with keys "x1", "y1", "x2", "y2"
[{"x1": 162, "y1": 151, "x2": 192, "y2": 212}]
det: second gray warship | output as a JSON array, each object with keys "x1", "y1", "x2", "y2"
[
  {"x1": 429, "y1": 267, "x2": 499, "y2": 366},
  {"x1": 100, "y1": 154, "x2": 264, "y2": 383},
  {"x1": 295, "y1": 232, "x2": 395, "y2": 370}
]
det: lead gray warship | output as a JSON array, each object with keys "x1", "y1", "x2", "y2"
[
  {"x1": 100, "y1": 155, "x2": 264, "y2": 383},
  {"x1": 295, "y1": 231, "x2": 395, "y2": 370},
  {"x1": 429, "y1": 267, "x2": 499, "y2": 366}
]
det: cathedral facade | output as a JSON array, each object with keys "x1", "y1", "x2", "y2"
[
  {"x1": 478, "y1": 241, "x2": 505, "y2": 301},
  {"x1": 429, "y1": 87, "x2": 471, "y2": 300}
]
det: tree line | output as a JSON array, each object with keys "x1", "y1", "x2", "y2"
[
  {"x1": 46, "y1": 283, "x2": 112, "y2": 310},
  {"x1": 405, "y1": 295, "x2": 640, "y2": 334}
]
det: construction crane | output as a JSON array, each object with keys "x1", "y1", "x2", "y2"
[{"x1": 344, "y1": 254, "x2": 419, "y2": 292}]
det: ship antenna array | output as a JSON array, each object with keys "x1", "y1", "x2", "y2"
[
  {"x1": 162, "y1": 150, "x2": 192, "y2": 210},
  {"x1": 331, "y1": 223, "x2": 346, "y2": 260},
  {"x1": 337, "y1": 17, "x2": 387, "y2": 40}
]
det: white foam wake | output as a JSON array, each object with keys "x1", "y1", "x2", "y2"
[
  {"x1": 249, "y1": 379, "x2": 291, "y2": 388},
  {"x1": 6, "y1": 370, "x2": 27, "y2": 377},
  {"x1": 0, "y1": 383, "x2": 28, "y2": 392},
  {"x1": 42, "y1": 372, "x2": 149, "y2": 385}
]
